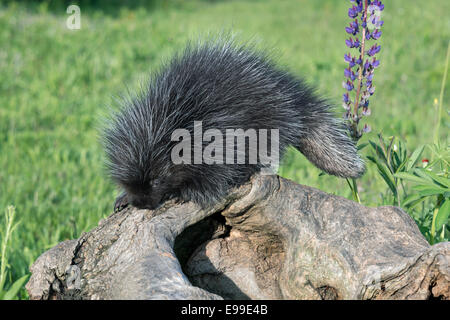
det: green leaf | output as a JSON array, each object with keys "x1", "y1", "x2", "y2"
[
  {"x1": 435, "y1": 200, "x2": 450, "y2": 232},
  {"x1": 3, "y1": 275, "x2": 28, "y2": 300},
  {"x1": 413, "y1": 169, "x2": 450, "y2": 189},
  {"x1": 369, "y1": 141, "x2": 387, "y2": 165},
  {"x1": 401, "y1": 193, "x2": 427, "y2": 208},
  {"x1": 368, "y1": 156, "x2": 397, "y2": 196},
  {"x1": 412, "y1": 185, "x2": 448, "y2": 197},
  {"x1": 413, "y1": 169, "x2": 436, "y2": 183},
  {"x1": 394, "y1": 172, "x2": 435, "y2": 186},
  {"x1": 406, "y1": 145, "x2": 425, "y2": 171},
  {"x1": 386, "y1": 136, "x2": 395, "y2": 166},
  {"x1": 393, "y1": 141, "x2": 408, "y2": 173},
  {"x1": 420, "y1": 171, "x2": 450, "y2": 189},
  {"x1": 357, "y1": 142, "x2": 369, "y2": 151}
]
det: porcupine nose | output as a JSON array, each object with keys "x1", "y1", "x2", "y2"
[{"x1": 131, "y1": 193, "x2": 163, "y2": 210}]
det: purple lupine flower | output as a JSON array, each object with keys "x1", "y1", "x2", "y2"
[
  {"x1": 364, "y1": 60, "x2": 371, "y2": 73},
  {"x1": 345, "y1": 53, "x2": 358, "y2": 68},
  {"x1": 357, "y1": 2, "x2": 363, "y2": 12},
  {"x1": 348, "y1": 6, "x2": 359, "y2": 18},
  {"x1": 343, "y1": 80, "x2": 354, "y2": 91},
  {"x1": 344, "y1": 53, "x2": 353, "y2": 63},
  {"x1": 351, "y1": 0, "x2": 364, "y2": 13},
  {"x1": 367, "y1": 44, "x2": 381, "y2": 56},
  {"x1": 345, "y1": 38, "x2": 353, "y2": 48},
  {"x1": 342, "y1": 0, "x2": 384, "y2": 140},
  {"x1": 372, "y1": 58, "x2": 380, "y2": 68},
  {"x1": 368, "y1": 4, "x2": 384, "y2": 28},
  {"x1": 343, "y1": 92, "x2": 350, "y2": 103},
  {"x1": 345, "y1": 20, "x2": 360, "y2": 35},
  {"x1": 363, "y1": 99, "x2": 370, "y2": 107},
  {"x1": 344, "y1": 67, "x2": 357, "y2": 81},
  {"x1": 371, "y1": 29, "x2": 382, "y2": 40},
  {"x1": 345, "y1": 38, "x2": 360, "y2": 48},
  {"x1": 372, "y1": 0, "x2": 384, "y2": 11},
  {"x1": 344, "y1": 68, "x2": 352, "y2": 78},
  {"x1": 362, "y1": 107, "x2": 371, "y2": 116}
]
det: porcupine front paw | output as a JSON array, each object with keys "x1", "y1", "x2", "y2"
[{"x1": 114, "y1": 192, "x2": 129, "y2": 212}]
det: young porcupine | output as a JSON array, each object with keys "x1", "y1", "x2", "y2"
[{"x1": 102, "y1": 39, "x2": 365, "y2": 211}]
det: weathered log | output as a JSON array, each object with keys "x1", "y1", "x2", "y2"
[{"x1": 26, "y1": 174, "x2": 449, "y2": 300}]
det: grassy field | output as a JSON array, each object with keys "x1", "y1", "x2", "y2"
[{"x1": 0, "y1": 0, "x2": 449, "y2": 299}]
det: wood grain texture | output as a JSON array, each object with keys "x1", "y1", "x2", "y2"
[{"x1": 26, "y1": 174, "x2": 449, "y2": 300}]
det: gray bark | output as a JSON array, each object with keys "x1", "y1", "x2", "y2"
[{"x1": 26, "y1": 174, "x2": 449, "y2": 300}]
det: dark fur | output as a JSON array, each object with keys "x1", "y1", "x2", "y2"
[{"x1": 102, "y1": 38, "x2": 365, "y2": 210}]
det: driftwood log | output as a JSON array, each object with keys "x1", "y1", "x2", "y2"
[{"x1": 26, "y1": 174, "x2": 449, "y2": 300}]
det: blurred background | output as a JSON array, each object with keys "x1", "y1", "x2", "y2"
[{"x1": 0, "y1": 0, "x2": 449, "y2": 299}]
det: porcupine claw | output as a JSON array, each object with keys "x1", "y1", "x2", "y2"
[{"x1": 114, "y1": 192, "x2": 129, "y2": 213}]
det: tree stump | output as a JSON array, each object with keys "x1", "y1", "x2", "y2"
[{"x1": 26, "y1": 174, "x2": 449, "y2": 300}]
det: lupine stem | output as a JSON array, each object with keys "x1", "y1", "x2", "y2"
[
  {"x1": 350, "y1": 0, "x2": 369, "y2": 141},
  {"x1": 343, "y1": 0, "x2": 384, "y2": 203},
  {"x1": 352, "y1": 178, "x2": 360, "y2": 203}
]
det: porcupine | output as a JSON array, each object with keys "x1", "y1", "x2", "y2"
[{"x1": 102, "y1": 38, "x2": 365, "y2": 211}]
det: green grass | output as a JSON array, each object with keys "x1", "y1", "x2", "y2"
[{"x1": 0, "y1": 0, "x2": 449, "y2": 299}]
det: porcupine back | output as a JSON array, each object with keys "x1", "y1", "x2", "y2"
[{"x1": 102, "y1": 39, "x2": 365, "y2": 209}]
